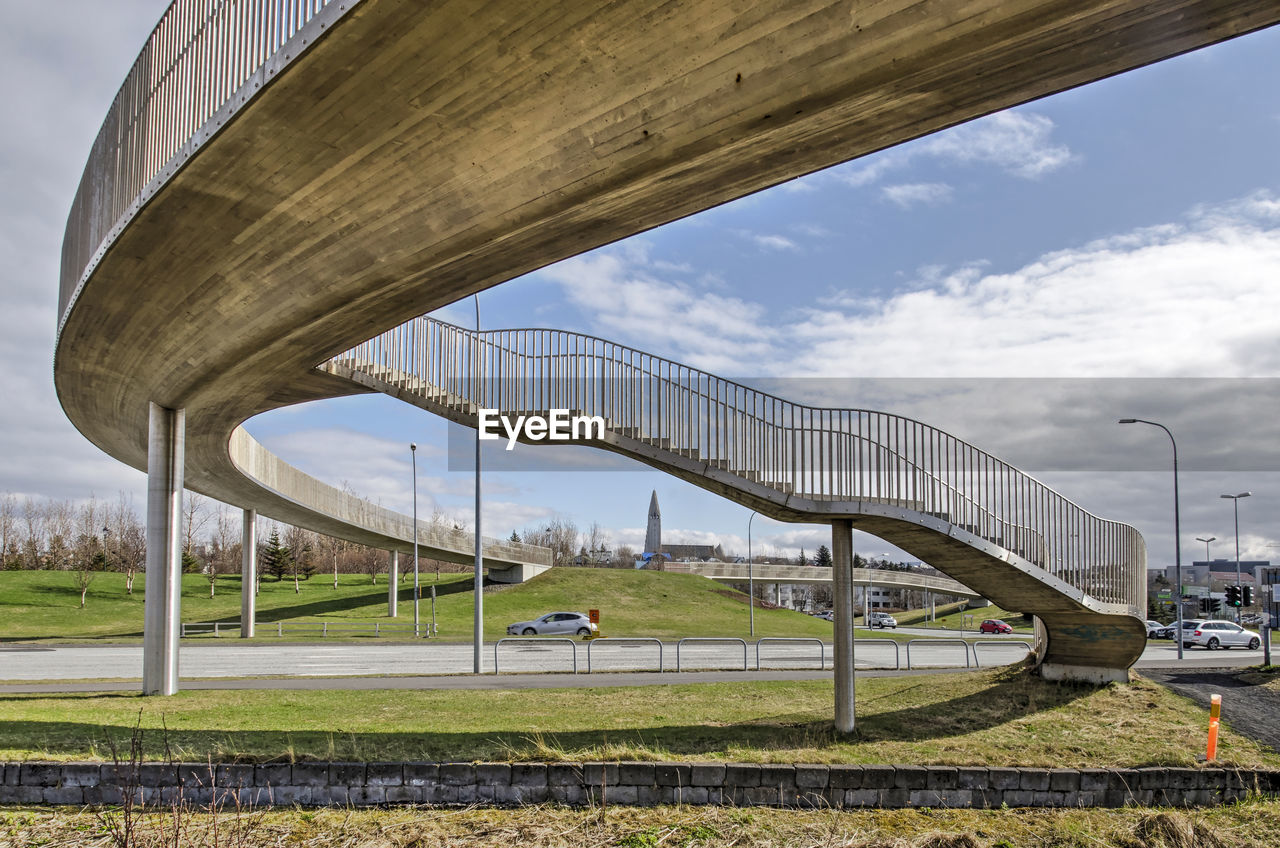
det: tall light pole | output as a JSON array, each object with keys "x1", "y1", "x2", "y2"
[
  {"x1": 473, "y1": 294, "x2": 483, "y2": 673},
  {"x1": 410, "y1": 443, "x2": 420, "y2": 637},
  {"x1": 747, "y1": 511, "x2": 757, "y2": 636},
  {"x1": 1221, "y1": 492, "x2": 1251, "y2": 624},
  {"x1": 1118, "y1": 418, "x2": 1183, "y2": 659}
]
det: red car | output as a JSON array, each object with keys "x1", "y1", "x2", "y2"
[{"x1": 979, "y1": 619, "x2": 1013, "y2": 634}]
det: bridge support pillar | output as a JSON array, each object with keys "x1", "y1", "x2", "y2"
[
  {"x1": 143, "y1": 403, "x2": 184, "y2": 696},
  {"x1": 388, "y1": 551, "x2": 399, "y2": 617},
  {"x1": 241, "y1": 508, "x2": 256, "y2": 638},
  {"x1": 831, "y1": 519, "x2": 856, "y2": 733}
]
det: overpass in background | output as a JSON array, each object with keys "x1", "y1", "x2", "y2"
[
  {"x1": 666, "y1": 563, "x2": 981, "y2": 598},
  {"x1": 55, "y1": 0, "x2": 1280, "y2": 726}
]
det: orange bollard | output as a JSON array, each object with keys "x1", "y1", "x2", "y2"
[{"x1": 1206, "y1": 693, "x2": 1222, "y2": 761}]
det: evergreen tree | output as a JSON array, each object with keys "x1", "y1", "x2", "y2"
[
  {"x1": 260, "y1": 530, "x2": 290, "y2": 581},
  {"x1": 814, "y1": 545, "x2": 832, "y2": 568},
  {"x1": 508, "y1": 530, "x2": 521, "y2": 545},
  {"x1": 795, "y1": 548, "x2": 806, "y2": 566}
]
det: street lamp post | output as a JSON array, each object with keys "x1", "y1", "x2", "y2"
[
  {"x1": 1118, "y1": 418, "x2": 1183, "y2": 659},
  {"x1": 410, "y1": 443, "x2": 420, "y2": 637},
  {"x1": 473, "y1": 294, "x2": 483, "y2": 673},
  {"x1": 1221, "y1": 492, "x2": 1251, "y2": 624},
  {"x1": 747, "y1": 511, "x2": 757, "y2": 637}
]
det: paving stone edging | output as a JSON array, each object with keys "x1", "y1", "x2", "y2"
[{"x1": 2, "y1": 761, "x2": 1277, "y2": 808}]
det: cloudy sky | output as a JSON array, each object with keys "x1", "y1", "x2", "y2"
[{"x1": 4, "y1": 2, "x2": 1279, "y2": 567}]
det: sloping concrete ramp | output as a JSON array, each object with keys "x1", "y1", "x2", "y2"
[{"x1": 323, "y1": 317, "x2": 1148, "y2": 682}]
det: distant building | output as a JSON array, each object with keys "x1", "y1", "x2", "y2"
[
  {"x1": 1157, "y1": 560, "x2": 1268, "y2": 586},
  {"x1": 661, "y1": 543, "x2": 725, "y2": 562},
  {"x1": 643, "y1": 490, "x2": 661, "y2": 555}
]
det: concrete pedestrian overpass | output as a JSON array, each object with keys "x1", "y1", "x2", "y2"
[{"x1": 56, "y1": 0, "x2": 1279, "y2": 725}]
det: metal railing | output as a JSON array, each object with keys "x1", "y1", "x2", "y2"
[
  {"x1": 493, "y1": 637, "x2": 579, "y2": 674},
  {"x1": 585, "y1": 638, "x2": 664, "y2": 673},
  {"x1": 181, "y1": 620, "x2": 425, "y2": 638},
  {"x1": 906, "y1": 639, "x2": 972, "y2": 669},
  {"x1": 675, "y1": 638, "x2": 749, "y2": 672},
  {"x1": 61, "y1": 0, "x2": 355, "y2": 318},
  {"x1": 970, "y1": 640, "x2": 1035, "y2": 667},
  {"x1": 854, "y1": 638, "x2": 901, "y2": 670},
  {"x1": 755, "y1": 637, "x2": 827, "y2": 670},
  {"x1": 326, "y1": 316, "x2": 1146, "y2": 613}
]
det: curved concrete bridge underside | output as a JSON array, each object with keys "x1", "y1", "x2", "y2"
[{"x1": 56, "y1": 1, "x2": 1280, "y2": 706}]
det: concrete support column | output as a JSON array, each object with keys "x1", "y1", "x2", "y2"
[
  {"x1": 831, "y1": 519, "x2": 856, "y2": 733},
  {"x1": 388, "y1": 550, "x2": 399, "y2": 617},
  {"x1": 143, "y1": 403, "x2": 184, "y2": 696},
  {"x1": 240, "y1": 509, "x2": 256, "y2": 638}
]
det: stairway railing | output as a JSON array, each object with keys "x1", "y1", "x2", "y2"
[{"x1": 325, "y1": 316, "x2": 1145, "y2": 611}]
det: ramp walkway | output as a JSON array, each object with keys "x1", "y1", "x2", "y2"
[{"x1": 322, "y1": 317, "x2": 1148, "y2": 680}]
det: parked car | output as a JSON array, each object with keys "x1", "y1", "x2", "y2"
[
  {"x1": 1154, "y1": 619, "x2": 1197, "y2": 640},
  {"x1": 979, "y1": 619, "x2": 1013, "y2": 634},
  {"x1": 1145, "y1": 620, "x2": 1163, "y2": 639},
  {"x1": 866, "y1": 612, "x2": 897, "y2": 629},
  {"x1": 814, "y1": 610, "x2": 834, "y2": 621},
  {"x1": 506, "y1": 611, "x2": 598, "y2": 638},
  {"x1": 1182, "y1": 620, "x2": 1260, "y2": 650}
]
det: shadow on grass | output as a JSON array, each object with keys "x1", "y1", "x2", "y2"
[
  {"x1": 0, "y1": 668, "x2": 1098, "y2": 762},
  {"x1": 192, "y1": 576, "x2": 479, "y2": 626}
]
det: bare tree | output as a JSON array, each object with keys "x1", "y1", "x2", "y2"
[
  {"x1": 282, "y1": 524, "x2": 316, "y2": 592},
  {"x1": 21, "y1": 497, "x2": 45, "y2": 569},
  {"x1": 612, "y1": 544, "x2": 636, "y2": 569},
  {"x1": 0, "y1": 492, "x2": 16, "y2": 568},
  {"x1": 206, "y1": 506, "x2": 241, "y2": 598},
  {"x1": 315, "y1": 531, "x2": 348, "y2": 590},
  {"x1": 182, "y1": 491, "x2": 212, "y2": 559},
  {"x1": 107, "y1": 493, "x2": 146, "y2": 594},
  {"x1": 522, "y1": 517, "x2": 579, "y2": 566},
  {"x1": 353, "y1": 544, "x2": 382, "y2": 584}
]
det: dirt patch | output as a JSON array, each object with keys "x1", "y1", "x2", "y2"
[{"x1": 1143, "y1": 667, "x2": 1280, "y2": 752}]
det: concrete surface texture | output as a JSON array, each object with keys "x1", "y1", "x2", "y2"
[{"x1": 53, "y1": 1, "x2": 1280, "y2": 687}]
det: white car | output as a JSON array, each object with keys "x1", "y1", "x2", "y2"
[
  {"x1": 867, "y1": 612, "x2": 897, "y2": 629},
  {"x1": 1145, "y1": 620, "x2": 1162, "y2": 638},
  {"x1": 506, "y1": 611, "x2": 598, "y2": 638},
  {"x1": 1182, "y1": 620, "x2": 1260, "y2": 650},
  {"x1": 814, "y1": 610, "x2": 834, "y2": 621}
]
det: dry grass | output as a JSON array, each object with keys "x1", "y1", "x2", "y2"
[
  {"x1": 3, "y1": 802, "x2": 1280, "y2": 848},
  {"x1": 3, "y1": 667, "x2": 1276, "y2": 769}
]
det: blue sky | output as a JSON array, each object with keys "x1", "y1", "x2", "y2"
[{"x1": 3, "y1": 3, "x2": 1278, "y2": 566}]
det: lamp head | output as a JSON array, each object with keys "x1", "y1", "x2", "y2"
[
  {"x1": 410, "y1": 443, "x2": 417, "y2": 452},
  {"x1": 1118, "y1": 418, "x2": 1138, "y2": 424}
]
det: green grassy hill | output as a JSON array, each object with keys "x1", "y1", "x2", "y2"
[{"x1": 0, "y1": 567, "x2": 840, "y2": 643}]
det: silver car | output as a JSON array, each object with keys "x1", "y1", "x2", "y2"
[
  {"x1": 1182, "y1": 619, "x2": 1260, "y2": 650},
  {"x1": 506, "y1": 611, "x2": 598, "y2": 638}
]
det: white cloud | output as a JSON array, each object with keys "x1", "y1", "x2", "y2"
[
  {"x1": 881, "y1": 182, "x2": 953, "y2": 208},
  {"x1": 791, "y1": 191, "x2": 1280, "y2": 378},
  {"x1": 920, "y1": 111, "x2": 1075, "y2": 178},
  {"x1": 829, "y1": 109, "x2": 1075, "y2": 192},
  {"x1": 751, "y1": 234, "x2": 801, "y2": 252},
  {"x1": 536, "y1": 246, "x2": 779, "y2": 373}
]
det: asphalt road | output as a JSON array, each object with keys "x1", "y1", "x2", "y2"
[{"x1": 0, "y1": 634, "x2": 1255, "y2": 693}]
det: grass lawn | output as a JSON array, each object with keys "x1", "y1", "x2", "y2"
[
  {"x1": 1, "y1": 666, "x2": 1274, "y2": 769},
  {"x1": 4, "y1": 568, "x2": 984, "y2": 645},
  {"x1": 909, "y1": 604, "x2": 1035, "y2": 633},
  {"x1": 8, "y1": 803, "x2": 1280, "y2": 848}
]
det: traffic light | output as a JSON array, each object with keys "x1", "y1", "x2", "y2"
[
  {"x1": 1242, "y1": 586, "x2": 1253, "y2": 607},
  {"x1": 1225, "y1": 586, "x2": 1241, "y2": 608},
  {"x1": 1199, "y1": 597, "x2": 1211, "y2": 613},
  {"x1": 1209, "y1": 598, "x2": 1222, "y2": 614}
]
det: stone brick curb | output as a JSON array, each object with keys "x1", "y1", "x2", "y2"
[{"x1": 2, "y1": 762, "x2": 1276, "y2": 808}]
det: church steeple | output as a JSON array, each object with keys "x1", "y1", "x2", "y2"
[{"x1": 644, "y1": 489, "x2": 661, "y2": 554}]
